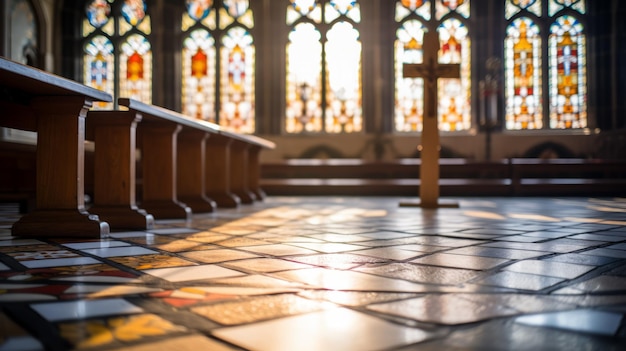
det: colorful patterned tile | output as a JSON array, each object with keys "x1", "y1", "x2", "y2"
[
  {"x1": 183, "y1": 232, "x2": 233, "y2": 244},
  {"x1": 32, "y1": 298, "x2": 143, "y2": 322},
  {"x1": 213, "y1": 308, "x2": 432, "y2": 351},
  {"x1": 143, "y1": 265, "x2": 244, "y2": 282},
  {"x1": 109, "y1": 254, "x2": 197, "y2": 270},
  {"x1": 211, "y1": 274, "x2": 307, "y2": 288},
  {"x1": 0, "y1": 244, "x2": 61, "y2": 253},
  {"x1": 192, "y1": 294, "x2": 331, "y2": 325},
  {"x1": 58, "y1": 313, "x2": 187, "y2": 349},
  {"x1": 7, "y1": 250, "x2": 80, "y2": 261},
  {"x1": 181, "y1": 249, "x2": 260, "y2": 264},
  {"x1": 214, "y1": 237, "x2": 272, "y2": 247}
]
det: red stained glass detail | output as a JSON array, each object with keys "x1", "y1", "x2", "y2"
[
  {"x1": 127, "y1": 52, "x2": 144, "y2": 80},
  {"x1": 191, "y1": 49, "x2": 208, "y2": 77}
]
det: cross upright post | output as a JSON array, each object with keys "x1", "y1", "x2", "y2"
[{"x1": 400, "y1": 29, "x2": 461, "y2": 209}]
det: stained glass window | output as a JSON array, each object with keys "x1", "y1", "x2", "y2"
[
  {"x1": 286, "y1": 23, "x2": 323, "y2": 133},
  {"x1": 438, "y1": 18, "x2": 471, "y2": 131},
  {"x1": 182, "y1": 29, "x2": 216, "y2": 121},
  {"x1": 220, "y1": 26, "x2": 255, "y2": 133},
  {"x1": 82, "y1": 0, "x2": 152, "y2": 109},
  {"x1": 395, "y1": 20, "x2": 426, "y2": 132},
  {"x1": 394, "y1": 0, "x2": 471, "y2": 132},
  {"x1": 549, "y1": 15, "x2": 586, "y2": 128},
  {"x1": 285, "y1": 0, "x2": 362, "y2": 134},
  {"x1": 181, "y1": 1, "x2": 255, "y2": 132},
  {"x1": 505, "y1": 17, "x2": 542, "y2": 130},
  {"x1": 504, "y1": 0, "x2": 587, "y2": 130}
]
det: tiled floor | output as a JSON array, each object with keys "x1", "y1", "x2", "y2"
[{"x1": 1, "y1": 196, "x2": 626, "y2": 350}]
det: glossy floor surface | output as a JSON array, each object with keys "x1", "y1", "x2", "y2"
[{"x1": 1, "y1": 197, "x2": 626, "y2": 350}]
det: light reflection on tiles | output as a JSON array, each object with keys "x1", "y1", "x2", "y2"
[{"x1": 0, "y1": 197, "x2": 625, "y2": 350}]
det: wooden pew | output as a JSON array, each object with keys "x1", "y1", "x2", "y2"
[
  {"x1": 86, "y1": 109, "x2": 154, "y2": 230},
  {"x1": 0, "y1": 57, "x2": 112, "y2": 238},
  {"x1": 118, "y1": 98, "x2": 222, "y2": 220},
  {"x1": 117, "y1": 98, "x2": 274, "y2": 214}
]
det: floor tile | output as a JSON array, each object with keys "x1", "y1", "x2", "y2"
[
  {"x1": 62, "y1": 241, "x2": 130, "y2": 250},
  {"x1": 106, "y1": 334, "x2": 240, "y2": 351},
  {"x1": 222, "y1": 258, "x2": 312, "y2": 273},
  {"x1": 237, "y1": 244, "x2": 319, "y2": 256},
  {"x1": 80, "y1": 246, "x2": 157, "y2": 258},
  {"x1": 352, "y1": 247, "x2": 424, "y2": 260},
  {"x1": 581, "y1": 248, "x2": 626, "y2": 259},
  {"x1": 58, "y1": 313, "x2": 187, "y2": 349},
  {"x1": 502, "y1": 260, "x2": 596, "y2": 279},
  {"x1": 213, "y1": 308, "x2": 432, "y2": 351},
  {"x1": 544, "y1": 253, "x2": 619, "y2": 266},
  {"x1": 286, "y1": 253, "x2": 387, "y2": 270},
  {"x1": 273, "y1": 268, "x2": 430, "y2": 292},
  {"x1": 368, "y1": 295, "x2": 518, "y2": 325},
  {"x1": 562, "y1": 275, "x2": 626, "y2": 293},
  {"x1": 181, "y1": 249, "x2": 261, "y2": 264},
  {"x1": 289, "y1": 242, "x2": 365, "y2": 253},
  {"x1": 20, "y1": 257, "x2": 101, "y2": 269},
  {"x1": 475, "y1": 271, "x2": 565, "y2": 291},
  {"x1": 515, "y1": 309, "x2": 623, "y2": 336},
  {"x1": 356, "y1": 263, "x2": 479, "y2": 285},
  {"x1": 110, "y1": 254, "x2": 197, "y2": 270},
  {"x1": 143, "y1": 265, "x2": 244, "y2": 282},
  {"x1": 192, "y1": 294, "x2": 331, "y2": 325},
  {"x1": 445, "y1": 246, "x2": 548, "y2": 260},
  {"x1": 31, "y1": 298, "x2": 143, "y2": 322},
  {"x1": 411, "y1": 253, "x2": 510, "y2": 270}
]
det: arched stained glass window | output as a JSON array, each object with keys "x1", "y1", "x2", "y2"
[
  {"x1": 285, "y1": 0, "x2": 362, "y2": 134},
  {"x1": 505, "y1": 17, "x2": 542, "y2": 130},
  {"x1": 182, "y1": 29, "x2": 216, "y2": 121},
  {"x1": 438, "y1": 18, "x2": 470, "y2": 131},
  {"x1": 549, "y1": 15, "x2": 586, "y2": 128},
  {"x1": 220, "y1": 26, "x2": 255, "y2": 133},
  {"x1": 181, "y1": 0, "x2": 255, "y2": 133},
  {"x1": 286, "y1": 23, "x2": 323, "y2": 133},
  {"x1": 395, "y1": 20, "x2": 426, "y2": 132},
  {"x1": 394, "y1": 0, "x2": 472, "y2": 132},
  {"x1": 82, "y1": 0, "x2": 152, "y2": 109},
  {"x1": 504, "y1": 0, "x2": 587, "y2": 130}
]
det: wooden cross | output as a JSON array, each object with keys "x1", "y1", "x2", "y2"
[{"x1": 400, "y1": 30, "x2": 461, "y2": 208}]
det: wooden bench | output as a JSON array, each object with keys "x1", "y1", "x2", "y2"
[
  {"x1": 0, "y1": 57, "x2": 112, "y2": 238},
  {"x1": 511, "y1": 158, "x2": 626, "y2": 195},
  {"x1": 86, "y1": 98, "x2": 275, "y2": 229}
]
